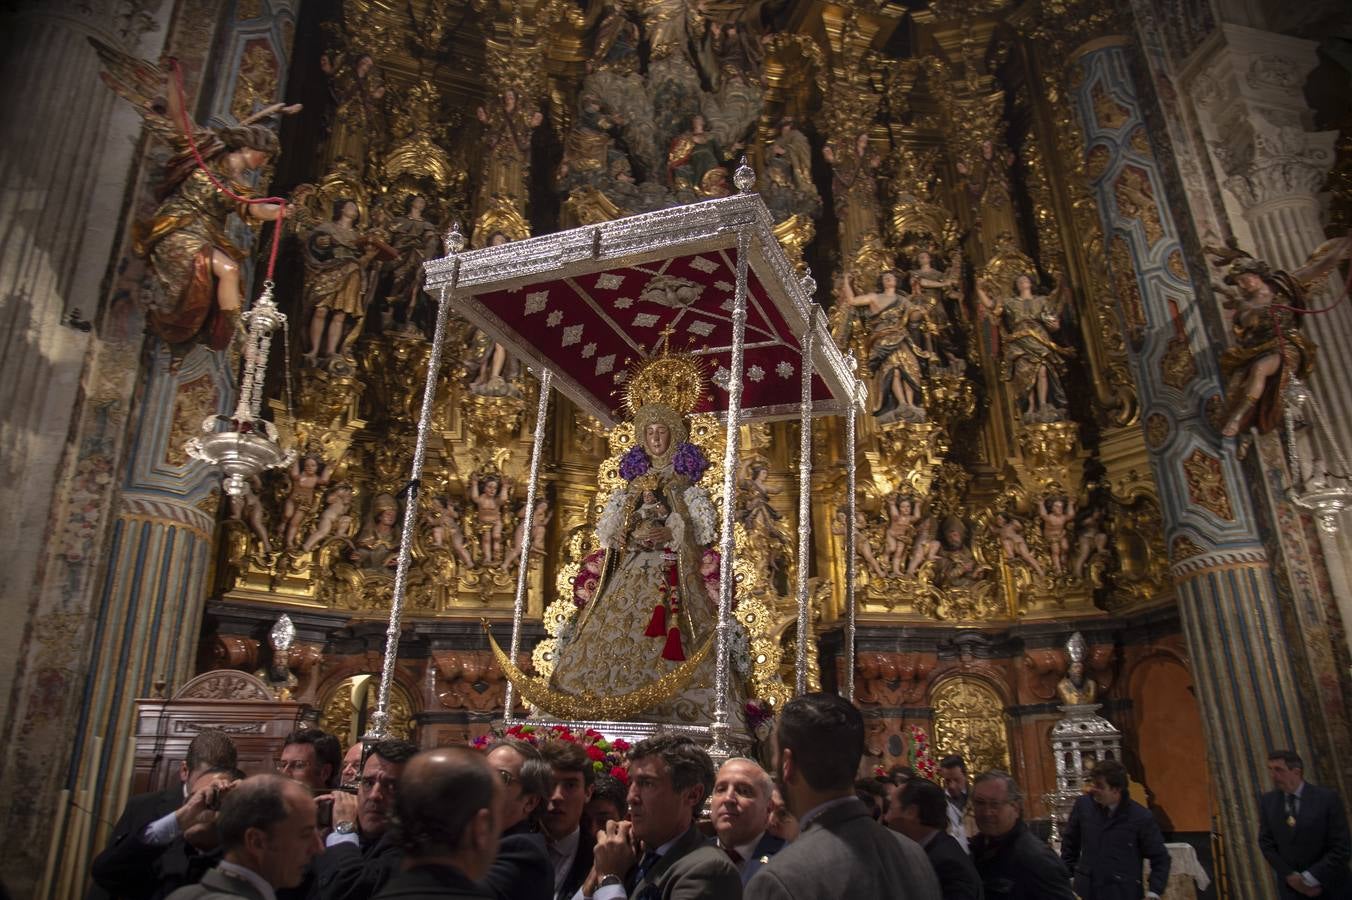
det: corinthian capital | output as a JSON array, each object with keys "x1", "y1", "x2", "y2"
[{"x1": 1211, "y1": 119, "x2": 1336, "y2": 209}]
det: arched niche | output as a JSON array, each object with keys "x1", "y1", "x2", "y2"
[{"x1": 930, "y1": 675, "x2": 1012, "y2": 774}]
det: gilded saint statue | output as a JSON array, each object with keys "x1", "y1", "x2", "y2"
[
  {"x1": 1208, "y1": 238, "x2": 1352, "y2": 437},
  {"x1": 543, "y1": 355, "x2": 728, "y2": 724},
  {"x1": 977, "y1": 273, "x2": 1075, "y2": 423},
  {"x1": 667, "y1": 114, "x2": 740, "y2": 197},
  {"x1": 823, "y1": 132, "x2": 882, "y2": 256},
  {"x1": 89, "y1": 39, "x2": 298, "y2": 351},
  {"x1": 476, "y1": 88, "x2": 543, "y2": 214},
  {"x1": 841, "y1": 269, "x2": 927, "y2": 423},
  {"x1": 302, "y1": 198, "x2": 383, "y2": 363},
  {"x1": 320, "y1": 52, "x2": 388, "y2": 177}
]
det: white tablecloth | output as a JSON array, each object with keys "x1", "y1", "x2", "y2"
[{"x1": 1144, "y1": 842, "x2": 1211, "y2": 900}]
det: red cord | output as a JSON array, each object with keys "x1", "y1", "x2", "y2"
[{"x1": 168, "y1": 59, "x2": 286, "y2": 280}]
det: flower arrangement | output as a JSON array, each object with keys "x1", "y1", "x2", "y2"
[
  {"x1": 618, "y1": 441, "x2": 710, "y2": 483},
  {"x1": 472, "y1": 722, "x2": 630, "y2": 785},
  {"x1": 907, "y1": 725, "x2": 939, "y2": 782}
]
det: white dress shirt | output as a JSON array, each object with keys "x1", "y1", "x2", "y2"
[{"x1": 548, "y1": 826, "x2": 582, "y2": 895}]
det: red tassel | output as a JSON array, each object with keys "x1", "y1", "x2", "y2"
[
  {"x1": 666, "y1": 563, "x2": 679, "y2": 587},
  {"x1": 644, "y1": 604, "x2": 667, "y2": 637},
  {"x1": 662, "y1": 626, "x2": 686, "y2": 661}
]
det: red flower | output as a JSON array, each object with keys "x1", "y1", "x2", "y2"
[
  {"x1": 585, "y1": 744, "x2": 605, "y2": 761},
  {"x1": 612, "y1": 738, "x2": 630, "y2": 752},
  {"x1": 610, "y1": 765, "x2": 629, "y2": 784}
]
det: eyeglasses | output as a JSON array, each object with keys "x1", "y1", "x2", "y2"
[{"x1": 276, "y1": 759, "x2": 313, "y2": 773}]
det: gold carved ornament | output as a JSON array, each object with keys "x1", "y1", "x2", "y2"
[
  {"x1": 485, "y1": 620, "x2": 716, "y2": 721},
  {"x1": 319, "y1": 674, "x2": 414, "y2": 745}
]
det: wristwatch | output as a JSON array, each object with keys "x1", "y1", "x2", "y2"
[
  {"x1": 598, "y1": 875, "x2": 623, "y2": 888},
  {"x1": 334, "y1": 820, "x2": 358, "y2": 834}
]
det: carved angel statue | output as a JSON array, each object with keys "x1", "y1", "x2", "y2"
[
  {"x1": 737, "y1": 462, "x2": 787, "y2": 542},
  {"x1": 841, "y1": 268, "x2": 926, "y2": 423},
  {"x1": 424, "y1": 495, "x2": 474, "y2": 569},
  {"x1": 833, "y1": 505, "x2": 886, "y2": 580},
  {"x1": 1207, "y1": 237, "x2": 1352, "y2": 437},
  {"x1": 976, "y1": 271, "x2": 1076, "y2": 423},
  {"x1": 908, "y1": 249, "x2": 965, "y2": 371},
  {"x1": 375, "y1": 194, "x2": 440, "y2": 333},
  {"x1": 283, "y1": 454, "x2": 332, "y2": 549},
  {"x1": 88, "y1": 39, "x2": 299, "y2": 351},
  {"x1": 302, "y1": 482, "x2": 355, "y2": 553},
  {"x1": 884, "y1": 494, "x2": 923, "y2": 577},
  {"x1": 227, "y1": 474, "x2": 272, "y2": 554},
  {"x1": 468, "y1": 473, "x2": 512, "y2": 566},
  {"x1": 823, "y1": 132, "x2": 882, "y2": 249},
  {"x1": 762, "y1": 116, "x2": 822, "y2": 222},
  {"x1": 1038, "y1": 496, "x2": 1075, "y2": 575},
  {"x1": 991, "y1": 512, "x2": 1044, "y2": 577},
  {"x1": 1071, "y1": 506, "x2": 1110, "y2": 579},
  {"x1": 502, "y1": 496, "x2": 552, "y2": 572}
]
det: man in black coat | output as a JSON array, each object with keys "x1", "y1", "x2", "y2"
[
  {"x1": 314, "y1": 739, "x2": 418, "y2": 900},
  {"x1": 539, "y1": 740, "x2": 596, "y2": 900},
  {"x1": 969, "y1": 771, "x2": 1074, "y2": 900},
  {"x1": 890, "y1": 779, "x2": 983, "y2": 900},
  {"x1": 479, "y1": 738, "x2": 554, "y2": 900},
  {"x1": 371, "y1": 748, "x2": 498, "y2": 900},
  {"x1": 1060, "y1": 760, "x2": 1170, "y2": 900},
  {"x1": 1258, "y1": 749, "x2": 1352, "y2": 899},
  {"x1": 90, "y1": 730, "x2": 240, "y2": 900}
]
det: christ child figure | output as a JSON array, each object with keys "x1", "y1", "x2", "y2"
[
  {"x1": 284, "y1": 455, "x2": 332, "y2": 549},
  {"x1": 885, "y1": 493, "x2": 923, "y2": 576},
  {"x1": 302, "y1": 482, "x2": 354, "y2": 552},
  {"x1": 1039, "y1": 496, "x2": 1075, "y2": 574}
]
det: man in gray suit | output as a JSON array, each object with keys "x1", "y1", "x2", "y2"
[
  {"x1": 585, "y1": 734, "x2": 741, "y2": 900},
  {"x1": 746, "y1": 693, "x2": 941, "y2": 900},
  {"x1": 165, "y1": 775, "x2": 322, "y2": 900}
]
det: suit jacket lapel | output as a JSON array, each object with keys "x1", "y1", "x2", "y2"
[{"x1": 631, "y1": 826, "x2": 701, "y2": 899}]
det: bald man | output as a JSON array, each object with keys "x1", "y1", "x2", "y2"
[{"x1": 710, "y1": 758, "x2": 784, "y2": 884}]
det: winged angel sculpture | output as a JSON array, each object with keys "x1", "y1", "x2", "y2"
[{"x1": 89, "y1": 39, "x2": 299, "y2": 350}]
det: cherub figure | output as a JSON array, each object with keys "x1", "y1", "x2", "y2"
[
  {"x1": 884, "y1": 494, "x2": 923, "y2": 576},
  {"x1": 1071, "y1": 507, "x2": 1110, "y2": 579},
  {"x1": 302, "y1": 482, "x2": 354, "y2": 552},
  {"x1": 425, "y1": 496, "x2": 474, "y2": 569},
  {"x1": 992, "y1": 512, "x2": 1044, "y2": 576},
  {"x1": 833, "y1": 505, "x2": 886, "y2": 579},
  {"x1": 906, "y1": 516, "x2": 987, "y2": 587},
  {"x1": 228, "y1": 474, "x2": 272, "y2": 554},
  {"x1": 468, "y1": 473, "x2": 511, "y2": 565},
  {"x1": 1039, "y1": 496, "x2": 1076, "y2": 574},
  {"x1": 502, "y1": 496, "x2": 551, "y2": 572},
  {"x1": 284, "y1": 455, "x2": 332, "y2": 549}
]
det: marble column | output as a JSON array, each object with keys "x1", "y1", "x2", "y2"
[{"x1": 1064, "y1": 38, "x2": 1316, "y2": 900}]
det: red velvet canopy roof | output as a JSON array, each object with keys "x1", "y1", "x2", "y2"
[{"x1": 423, "y1": 194, "x2": 857, "y2": 427}]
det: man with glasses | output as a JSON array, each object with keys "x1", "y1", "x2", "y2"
[
  {"x1": 969, "y1": 771, "x2": 1073, "y2": 900},
  {"x1": 314, "y1": 738, "x2": 418, "y2": 900},
  {"x1": 480, "y1": 738, "x2": 553, "y2": 900},
  {"x1": 278, "y1": 729, "x2": 343, "y2": 792}
]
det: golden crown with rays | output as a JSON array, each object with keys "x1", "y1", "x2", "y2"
[{"x1": 621, "y1": 352, "x2": 710, "y2": 418}]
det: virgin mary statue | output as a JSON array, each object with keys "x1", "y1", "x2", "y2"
[{"x1": 491, "y1": 355, "x2": 731, "y2": 725}]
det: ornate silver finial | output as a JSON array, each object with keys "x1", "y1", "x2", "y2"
[
  {"x1": 1282, "y1": 377, "x2": 1352, "y2": 534},
  {"x1": 800, "y1": 267, "x2": 817, "y2": 297},
  {"x1": 444, "y1": 221, "x2": 466, "y2": 254},
  {"x1": 1066, "y1": 631, "x2": 1086, "y2": 663},
  {"x1": 733, "y1": 156, "x2": 756, "y2": 193}
]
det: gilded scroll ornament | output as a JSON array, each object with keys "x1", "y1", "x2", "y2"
[
  {"x1": 931, "y1": 676, "x2": 1011, "y2": 774},
  {"x1": 1182, "y1": 449, "x2": 1234, "y2": 521}
]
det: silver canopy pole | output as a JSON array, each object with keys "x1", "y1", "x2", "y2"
[
  {"x1": 844, "y1": 372, "x2": 859, "y2": 702},
  {"x1": 794, "y1": 296, "x2": 817, "y2": 696}
]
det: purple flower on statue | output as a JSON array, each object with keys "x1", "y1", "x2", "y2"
[
  {"x1": 671, "y1": 441, "x2": 709, "y2": 482},
  {"x1": 619, "y1": 446, "x2": 651, "y2": 481}
]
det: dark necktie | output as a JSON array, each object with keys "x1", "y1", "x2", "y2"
[
  {"x1": 724, "y1": 846, "x2": 743, "y2": 865},
  {"x1": 1287, "y1": 793, "x2": 1299, "y2": 825},
  {"x1": 634, "y1": 850, "x2": 662, "y2": 885}
]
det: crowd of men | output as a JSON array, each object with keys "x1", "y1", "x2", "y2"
[{"x1": 86, "y1": 696, "x2": 1351, "y2": 900}]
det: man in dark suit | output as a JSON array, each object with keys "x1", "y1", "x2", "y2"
[
  {"x1": 1060, "y1": 759, "x2": 1169, "y2": 900},
  {"x1": 371, "y1": 748, "x2": 498, "y2": 900},
  {"x1": 890, "y1": 779, "x2": 983, "y2": 900},
  {"x1": 744, "y1": 693, "x2": 940, "y2": 900},
  {"x1": 278, "y1": 729, "x2": 343, "y2": 792},
  {"x1": 586, "y1": 734, "x2": 741, "y2": 900},
  {"x1": 164, "y1": 775, "x2": 322, "y2": 900},
  {"x1": 90, "y1": 729, "x2": 240, "y2": 900},
  {"x1": 480, "y1": 738, "x2": 553, "y2": 900},
  {"x1": 1258, "y1": 749, "x2": 1352, "y2": 899},
  {"x1": 540, "y1": 739, "x2": 597, "y2": 900},
  {"x1": 710, "y1": 758, "x2": 784, "y2": 885},
  {"x1": 969, "y1": 771, "x2": 1074, "y2": 900},
  {"x1": 313, "y1": 738, "x2": 419, "y2": 900}
]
